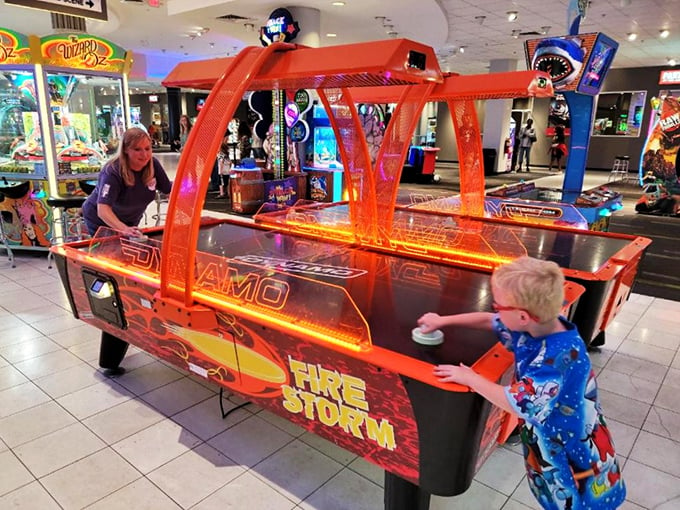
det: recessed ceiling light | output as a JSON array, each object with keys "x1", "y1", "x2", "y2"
[
  {"x1": 660, "y1": 29, "x2": 670, "y2": 39},
  {"x1": 668, "y1": 57, "x2": 677, "y2": 66},
  {"x1": 326, "y1": 33, "x2": 337, "y2": 37},
  {"x1": 511, "y1": 29, "x2": 521, "y2": 38},
  {"x1": 331, "y1": 1, "x2": 345, "y2": 5},
  {"x1": 507, "y1": 11, "x2": 518, "y2": 22},
  {"x1": 474, "y1": 15, "x2": 486, "y2": 25},
  {"x1": 541, "y1": 26, "x2": 551, "y2": 35},
  {"x1": 626, "y1": 32, "x2": 637, "y2": 41},
  {"x1": 458, "y1": 46, "x2": 465, "y2": 54}
]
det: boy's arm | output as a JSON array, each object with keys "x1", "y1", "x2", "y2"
[
  {"x1": 418, "y1": 312, "x2": 494, "y2": 334},
  {"x1": 434, "y1": 363, "x2": 515, "y2": 415}
]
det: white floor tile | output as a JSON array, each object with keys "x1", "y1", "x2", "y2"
[
  {"x1": 0, "y1": 381, "x2": 51, "y2": 419},
  {"x1": 13, "y1": 348, "x2": 83, "y2": 380},
  {"x1": 139, "y1": 376, "x2": 215, "y2": 416},
  {"x1": 0, "y1": 481, "x2": 62, "y2": 509},
  {"x1": 192, "y1": 471, "x2": 296, "y2": 510},
  {"x1": 208, "y1": 414, "x2": 295, "y2": 468},
  {"x1": 643, "y1": 406, "x2": 680, "y2": 442},
  {"x1": 111, "y1": 418, "x2": 202, "y2": 474},
  {"x1": 605, "y1": 353, "x2": 668, "y2": 384},
  {"x1": 86, "y1": 477, "x2": 183, "y2": 510},
  {"x1": 0, "y1": 400, "x2": 77, "y2": 448},
  {"x1": 82, "y1": 397, "x2": 165, "y2": 445},
  {"x1": 13, "y1": 421, "x2": 106, "y2": 477},
  {"x1": 623, "y1": 459, "x2": 680, "y2": 509},
  {"x1": 251, "y1": 440, "x2": 343, "y2": 503},
  {"x1": 299, "y1": 467, "x2": 383, "y2": 510},
  {"x1": 114, "y1": 360, "x2": 185, "y2": 396},
  {"x1": 0, "y1": 450, "x2": 34, "y2": 497},
  {"x1": 33, "y1": 362, "x2": 106, "y2": 398},
  {"x1": 147, "y1": 443, "x2": 243, "y2": 508},
  {"x1": 0, "y1": 364, "x2": 28, "y2": 391},
  {"x1": 56, "y1": 379, "x2": 134, "y2": 420},
  {"x1": 596, "y1": 367, "x2": 661, "y2": 404},
  {"x1": 629, "y1": 430, "x2": 680, "y2": 478},
  {"x1": 171, "y1": 396, "x2": 251, "y2": 441},
  {"x1": 40, "y1": 448, "x2": 141, "y2": 510}
]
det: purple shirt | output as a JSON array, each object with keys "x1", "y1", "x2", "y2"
[{"x1": 83, "y1": 157, "x2": 171, "y2": 230}]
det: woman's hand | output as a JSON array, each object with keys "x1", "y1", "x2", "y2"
[
  {"x1": 146, "y1": 177, "x2": 157, "y2": 191},
  {"x1": 122, "y1": 225, "x2": 143, "y2": 238}
]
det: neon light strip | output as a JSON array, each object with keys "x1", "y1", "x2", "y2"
[{"x1": 77, "y1": 252, "x2": 368, "y2": 353}]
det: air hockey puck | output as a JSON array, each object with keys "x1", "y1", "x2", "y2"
[{"x1": 411, "y1": 327, "x2": 444, "y2": 346}]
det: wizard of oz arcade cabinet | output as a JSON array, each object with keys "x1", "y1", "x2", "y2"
[
  {"x1": 0, "y1": 27, "x2": 130, "y2": 259},
  {"x1": 51, "y1": 40, "x2": 643, "y2": 508}
]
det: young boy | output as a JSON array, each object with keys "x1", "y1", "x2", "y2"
[{"x1": 418, "y1": 256, "x2": 626, "y2": 510}]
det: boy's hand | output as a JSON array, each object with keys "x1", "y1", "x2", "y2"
[
  {"x1": 433, "y1": 363, "x2": 476, "y2": 387},
  {"x1": 417, "y1": 312, "x2": 443, "y2": 333}
]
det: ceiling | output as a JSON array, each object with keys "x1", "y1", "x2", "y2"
[{"x1": 1, "y1": 0, "x2": 678, "y2": 86}]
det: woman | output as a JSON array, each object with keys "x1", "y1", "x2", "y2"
[
  {"x1": 548, "y1": 125, "x2": 568, "y2": 172},
  {"x1": 179, "y1": 114, "x2": 192, "y2": 151},
  {"x1": 82, "y1": 127, "x2": 172, "y2": 237}
]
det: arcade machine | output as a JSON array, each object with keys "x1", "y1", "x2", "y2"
[
  {"x1": 51, "y1": 40, "x2": 645, "y2": 508},
  {"x1": 302, "y1": 101, "x2": 345, "y2": 202},
  {"x1": 0, "y1": 27, "x2": 131, "y2": 256},
  {"x1": 640, "y1": 90, "x2": 680, "y2": 188}
]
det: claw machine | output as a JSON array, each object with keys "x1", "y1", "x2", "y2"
[{"x1": 0, "y1": 27, "x2": 131, "y2": 253}]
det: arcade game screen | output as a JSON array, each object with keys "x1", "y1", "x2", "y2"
[
  {"x1": 313, "y1": 126, "x2": 341, "y2": 169},
  {"x1": 0, "y1": 71, "x2": 43, "y2": 173},
  {"x1": 525, "y1": 32, "x2": 618, "y2": 94}
]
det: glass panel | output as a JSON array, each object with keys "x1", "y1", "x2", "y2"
[
  {"x1": 45, "y1": 72, "x2": 125, "y2": 180},
  {"x1": 592, "y1": 91, "x2": 647, "y2": 137},
  {"x1": 0, "y1": 70, "x2": 46, "y2": 178}
]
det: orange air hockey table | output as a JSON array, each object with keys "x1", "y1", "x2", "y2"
[
  {"x1": 50, "y1": 220, "x2": 584, "y2": 508},
  {"x1": 51, "y1": 39, "x2": 637, "y2": 508}
]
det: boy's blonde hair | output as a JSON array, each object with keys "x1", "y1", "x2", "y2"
[{"x1": 491, "y1": 256, "x2": 565, "y2": 323}]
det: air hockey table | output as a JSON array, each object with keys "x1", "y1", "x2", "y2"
[
  {"x1": 254, "y1": 201, "x2": 649, "y2": 347},
  {"x1": 51, "y1": 219, "x2": 584, "y2": 508},
  {"x1": 51, "y1": 38, "x2": 643, "y2": 509}
]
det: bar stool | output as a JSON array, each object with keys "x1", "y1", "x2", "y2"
[
  {"x1": 608, "y1": 155, "x2": 630, "y2": 182},
  {"x1": 46, "y1": 195, "x2": 88, "y2": 268},
  {"x1": 0, "y1": 191, "x2": 16, "y2": 268},
  {"x1": 151, "y1": 191, "x2": 169, "y2": 226}
]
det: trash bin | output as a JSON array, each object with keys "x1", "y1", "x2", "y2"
[{"x1": 482, "y1": 148, "x2": 497, "y2": 176}]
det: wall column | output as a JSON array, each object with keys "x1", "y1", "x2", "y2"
[{"x1": 482, "y1": 58, "x2": 518, "y2": 173}]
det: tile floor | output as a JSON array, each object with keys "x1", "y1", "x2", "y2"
[{"x1": 1, "y1": 156, "x2": 679, "y2": 509}]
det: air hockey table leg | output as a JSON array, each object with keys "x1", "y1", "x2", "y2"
[
  {"x1": 99, "y1": 331, "x2": 129, "y2": 376},
  {"x1": 384, "y1": 472, "x2": 431, "y2": 510}
]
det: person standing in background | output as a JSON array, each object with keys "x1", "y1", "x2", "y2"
[
  {"x1": 516, "y1": 118, "x2": 537, "y2": 172},
  {"x1": 179, "y1": 115, "x2": 192, "y2": 151},
  {"x1": 548, "y1": 125, "x2": 568, "y2": 172}
]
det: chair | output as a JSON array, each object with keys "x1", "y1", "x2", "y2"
[
  {"x1": 46, "y1": 195, "x2": 88, "y2": 269},
  {"x1": 608, "y1": 155, "x2": 630, "y2": 183},
  {"x1": 151, "y1": 191, "x2": 169, "y2": 226},
  {"x1": 0, "y1": 191, "x2": 16, "y2": 268}
]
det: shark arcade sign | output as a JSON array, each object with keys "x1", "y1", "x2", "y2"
[
  {"x1": 5, "y1": 0, "x2": 108, "y2": 22},
  {"x1": 259, "y1": 8, "x2": 300, "y2": 47}
]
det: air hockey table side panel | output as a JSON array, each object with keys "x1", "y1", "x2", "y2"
[{"x1": 56, "y1": 251, "x2": 514, "y2": 496}]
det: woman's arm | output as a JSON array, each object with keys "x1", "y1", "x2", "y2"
[{"x1": 417, "y1": 311, "x2": 494, "y2": 333}]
